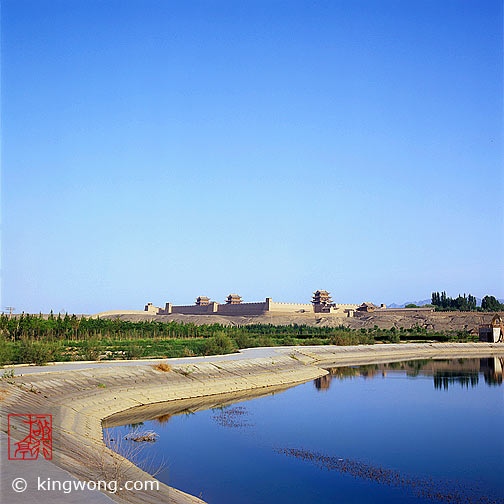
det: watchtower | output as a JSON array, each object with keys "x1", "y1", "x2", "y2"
[
  {"x1": 312, "y1": 290, "x2": 332, "y2": 313},
  {"x1": 312, "y1": 290, "x2": 332, "y2": 306},
  {"x1": 226, "y1": 294, "x2": 242, "y2": 304}
]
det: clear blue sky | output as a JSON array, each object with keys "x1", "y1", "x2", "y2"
[{"x1": 2, "y1": 0, "x2": 503, "y2": 314}]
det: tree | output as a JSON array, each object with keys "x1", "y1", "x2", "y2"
[
  {"x1": 454, "y1": 294, "x2": 468, "y2": 311},
  {"x1": 481, "y1": 296, "x2": 503, "y2": 312},
  {"x1": 467, "y1": 294, "x2": 477, "y2": 311},
  {"x1": 431, "y1": 291, "x2": 480, "y2": 311}
]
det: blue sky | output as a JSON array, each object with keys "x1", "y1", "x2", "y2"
[{"x1": 2, "y1": 0, "x2": 503, "y2": 314}]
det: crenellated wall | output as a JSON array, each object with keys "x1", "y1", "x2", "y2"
[
  {"x1": 217, "y1": 302, "x2": 269, "y2": 315},
  {"x1": 268, "y1": 301, "x2": 313, "y2": 313},
  {"x1": 170, "y1": 303, "x2": 218, "y2": 315},
  {"x1": 149, "y1": 299, "x2": 359, "y2": 316}
]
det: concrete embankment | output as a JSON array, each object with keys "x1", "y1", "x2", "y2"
[{"x1": 1, "y1": 342, "x2": 503, "y2": 504}]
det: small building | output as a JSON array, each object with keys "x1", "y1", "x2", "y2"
[
  {"x1": 226, "y1": 294, "x2": 242, "y2": 304},
  {"x1": 479, "y1": 314, "x2": 504, "y2": 343},
  {"x1": 357, "y1": 302, "x2": 376, "y2": 312},
  {"x1": 195, "y1": 296, "x2": 210, "y2": 306},
  {"x1": 144, "y1": 302, "x2": 158, "y2": 314}
]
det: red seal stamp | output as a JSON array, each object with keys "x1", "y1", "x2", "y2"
[{"x1": 8, "y1": 414, "x2": 53, "y2": 460}]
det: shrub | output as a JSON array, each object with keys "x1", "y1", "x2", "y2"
[
  {"x1": 301, "y1": 338, "x2": 324, "y2": 346},
  {"x1": 330, "y1": 333, "x2": 357, "y2": 346},
  {"x1": 359, "y1": 334, "x2": 375, "y2": 345},
  {"x1": 125, "y1": 343, "x2": 144, "y2": 360},
  {"x1": 81, "y1": 339, "x2": 101, "y2": 361},
  {"x1": 203, "y1": 333, "x2": 236, "y2": 355},
  {"x1": 233, "y1": 333, "x2": 254, "y2": 349},
  {"x1": 0, "y1": 337, "x2": 14, "y2": 366},
  {"x1": 388, "y1": 333, "x2": 401, "y2": 343},
  {"x1": 182, "y1": 346, "x2": 196, "y2": 357},
  {"x1": 16, "y1": 340, "x2": 62, "y2": 365},
  {"x1": 256, "y1": 335, "x2": 274, "y2": 347},
  {"x1": 281, "y1": 336, "x2": 297, "y2": 346}
]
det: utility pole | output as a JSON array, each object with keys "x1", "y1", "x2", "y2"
[{"x1": 5, "y1": 307, "x2": 16, "y2": 319}]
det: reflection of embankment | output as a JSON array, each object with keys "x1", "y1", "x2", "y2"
[
  {"x1": 275, "y1": 447, "x2": 504, "y2": 504},
  {"x1": 103, "y1": 383, "x2": 295, "y2": 428},
  {"x1": 314, "y1": 357, "x2": 504, "y2": 391}
]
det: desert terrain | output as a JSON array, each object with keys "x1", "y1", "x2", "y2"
[{"x1": 94, "y1": 310, "x2": 503, "y2": 332}]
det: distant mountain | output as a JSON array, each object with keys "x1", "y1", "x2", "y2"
[{"x1": 387, "y1": 299, "x2": 431, "y2": 308}]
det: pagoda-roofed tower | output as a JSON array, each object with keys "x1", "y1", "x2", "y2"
[
  {"x1": 226, "y1": 294, "x2": 242, "y2": 304},
  {"x1": 312, "y1": 290, "x2": 332, "y2": 306},
  {"x1": 195, "y1": 296, "x2": 210, "y2": 306}
]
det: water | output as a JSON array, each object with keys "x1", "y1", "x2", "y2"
[{"x1": 104, "y1": 357, "x2": 504, "y2": 504}]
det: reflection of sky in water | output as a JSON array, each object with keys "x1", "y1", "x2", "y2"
[{"x1": 104, "y1": 358, "x2": 504, "y2": 504}]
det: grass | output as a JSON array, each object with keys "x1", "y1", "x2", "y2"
[
  {"x1": 174, "y1": 367, "x2": 194, "y2": 377},
  {"x1": 123, "y1": 429, "x2": 159, "y2": 442},
  {"x1": 86, "y1": 429, "x2": 166, "y2": 497},
  {"x1": 1, "y1": 368, "x2": 15, "y2": 379}
]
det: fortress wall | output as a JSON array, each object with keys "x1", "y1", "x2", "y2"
[
  {"x1": 171, "y1": 304, "x2": 217, "y2": 315},
  {"x1": 375, "y1": 307, "x2": 435, "y2": 313},
  {"x1": 158, "y1": 301, "x2": 358, "y2": 317},
  {"x1": 168, "y1": 302, "x2": 269, "y2": 316},
  {"x1": 329, "y1": 308, "x2": 352, "y2": 316},
  {"x1": 217, "y1": 302, "x2": 268, "y2": 315},
  {"x1": 329, "y1": 306, "x2": 345, "y2": 313},
  {"x1": 268, "y1": 302, "x2": 314, "y2": 313}
]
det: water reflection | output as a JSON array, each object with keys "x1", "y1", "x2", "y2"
[
  {"x1": 211, "y1": 406, "x2": 255, "y2": 429},
  {"x1": 480, "y1": 357, "x2": 503, "y2": 385},
  {"x1": 275, "y1": 447, "x2": 504, "y2": 504},
  {"x1": 433, "y1": 372, "x2": 479, "y2": 390},
  {"x1": 315, "y1": 357, "x2": 504, "y2": 391},
  {"x1": 104, "y1": 356, "x2": 504, "y2": 504}
]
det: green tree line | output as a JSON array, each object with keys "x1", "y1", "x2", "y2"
[
  {"x1": 0, "y1": 313, "x2": 475, "y2": 366},
  {"x1": 0, "y1": 312, "x2": 388, "y2": 342},
  {"x1": 431, "y1": 292, "x2": 503, "y2": 311}
]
